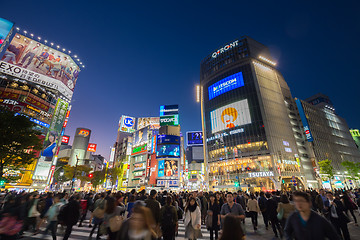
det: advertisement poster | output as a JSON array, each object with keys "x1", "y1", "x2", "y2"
[
  {"x1": 0, "y1": 33, "x2": 80, "y2": 99},
  {"x1": 158, "y1": 160, "x2": 164, "y2": 177},
  {"x1": 210, "y1": 99, "x2": 251, "y2": 134},
  {"x1": 33, "y1": 98, "x2": 68, "y2": 179},
  {"x1": 164, "y1": 159, "x2": 178, "y2": 177},
  {"x1": 137, "y1": 117, "x2": 160, "y2": 130},
  {"x1": 133, "y1": 127, "x2": 148, "y2": 145},
  {"x1": 156, "y1": 144, "x2": 180, "y2": 158},
  {"x1": 159, "y1": 104, "x2": 179, "y2": 116},
  {"x1": 160, "y1": 114, "x2": 179, "y2": 126},
  {"x1": 187, "y1": 131, "x2": 203, "y2": 145},
  {"x1": 157, "y1": 135, "x2": 180, "y2": 145},
  {"x1": 119, "y1": 115, "x2": 136, "y2": 133}
]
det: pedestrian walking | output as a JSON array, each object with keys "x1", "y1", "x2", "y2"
[
  {"x1": 277, "y1": 194, "x2": 295, "y2": 229},
  {"x1": 266, "y1": 193, "x2": 283, "y2": 238},
  {"x1": 89, "y1": 193, "x2": 106, "y2": 240},
  {"x1": 285, "y1": 191, "x2": 339, "y2": 240},
  {"x1": 58, "y1": 195, "x2": 80, "y2": 240},
  {"x1": 246, "y1": 194, "x2": 260, "y2": 231},
  {"x1": 103, "y1": 197, "x2": 125, "y2": 240},
  {"x1": 160, "y1": 195, "x2": 178, "y2": 240},
  {"x1": 220, "y1": 192, "x2": 245, "y2": 229},
  {"x1": 325, "y1": 192, "x2": 351, "y2": 240},
  {"x1": 184, "y1": 197, "x2": 202, "y2": 240},
  {"x1": 42, "y1": 194, "x2": 63, "y2": 240},
  {"x1": 258, "y1": 191, "x2": 269, "y2": 230},
  {"x1": 207, "y1": 194, "x2": 220, "y2": 240},
  {"x1": 342, "y1": 191, "x2": 358, "y2": 226},
  {"x1": 219, "y1": 214, "x2": 245, "y2": 240}
]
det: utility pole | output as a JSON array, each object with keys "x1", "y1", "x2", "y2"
[{"x1": 70, "y1": 155, "x2": 80, "y2": 192}]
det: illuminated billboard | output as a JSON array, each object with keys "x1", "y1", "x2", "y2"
[
  {"x1": 119, "y1": 115, "x2": 136, "y2": 133},
  {"x1": 157, "y1": 135, "x2": 180, "y2": 145},
  {"x1": 160, "y1": 104, "x2": 179, "y2": 116},
  {"x1": 295, "y1": 99, "x2": 314, "y2": 142},
  {"x1": 0, "y1": 33, "x2": 80, "y2": 99},
  {"x1": 210, "y1": 99, "x2": 251, "y2": 134},
  {"x1": 0, "y1": 18, "x2": 14, "y2": 58},
  {"x1": 187, "y1": 131, "x2": 203, "y2": 145},
  {"x1": 208, "y1": 72, "x2": 244, "y2": 100},
  {"x1": 156, "y1": 144, "x2": 180, "y2": 158},
  {"x1": 87, "y1": 143, "x2": 97, "y2": 152},
  {"x1": 137, "y1": 117, "x2": 160, "y2": 130},
  {"x1": 158, "y1": 160, "x2": 165, "y2": 177},
  {"x1": 133, "y1": 127, "x2": 149, "y2": 145},
  {"x1": 160, "y1": 114, "x2": 179, "y2": 126},
  {"x1": 164, "y1": 159, "x2": 178, "y2": 177},
  {"x1": 61, "y1": 135, "x2": 70, "y2": 144}
]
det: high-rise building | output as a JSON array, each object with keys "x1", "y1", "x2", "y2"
[
  {"x1": 296, "y1": 94, "x2": 360, "y2": 188},
  {"x1": 200, "y1": 36, "x2": 317, "y2": 191},
  {"x1": 0, "y1": 21, "x2": 82, "y2": 189}
]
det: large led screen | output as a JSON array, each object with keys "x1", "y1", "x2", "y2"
[
  {"x1": 137, "y1": 117, "x2": 160, "y2": 130},
  {"x1": 0, "y1": 18, "x2": 13, "y2": 48},
  {"x1": 210, "y1": 99, "x2": 251, "y2": 134},
  {"x1": 208, "y1": 72, "x2": 244, "y2": 100},
  {"x1": 0, "y1": 33, "x2": 80, "y2": 99},
  {"x1": 157, "y1": 135, "x2": 180, "y2": 145},
  {"x1": 164, "y1": 160, "x2": 178, "y2": 177},
  {"x1": 187, "y1": 131, "x2": 203, "y2": 145},
  {"x1": 156, "y1": 144, "x2": 180, "y2": 158},
  {"x1": 133, "y1": 127, "x2": 148, "y2": 145}
]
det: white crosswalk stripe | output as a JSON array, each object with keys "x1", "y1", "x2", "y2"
[{"x1": 21, "y1": 219, "x2": 211, "y2": 240}]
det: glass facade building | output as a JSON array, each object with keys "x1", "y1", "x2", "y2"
[{"x1": 200, "y1": 36, "x2": 316, "y2": 191}]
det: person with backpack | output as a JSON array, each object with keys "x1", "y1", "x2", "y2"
[
  {"x1": 103, "y1": 197, "x2": 125, "y2": 240},
  {"x1": 58, "y1": 195, "x2": 80, "y2": 240},
  {"x1": 160, "y1": 195, "x2": 178, "y2": 240}
]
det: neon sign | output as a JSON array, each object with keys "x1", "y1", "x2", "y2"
[
  {"x1": 212, "y1": 40, "x2": 239, "y2": 58},
  {"x1": 208, "y1": 72, "x2": 244, "y2": 100}
]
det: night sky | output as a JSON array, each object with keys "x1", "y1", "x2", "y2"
[{"x1": 2, "y1": 1, "x2": 360, "y2": 159}]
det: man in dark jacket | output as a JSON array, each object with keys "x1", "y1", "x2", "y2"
[
  {"x1": 60, "y1": 195, "x2": 80, "y2": 240},
  {"x1": 266, "y1": 193, "x2": 282, "y2": 238},
  {"x1": 285, "y1": 191, "x2": 339, "y2": 240},
  {"x1": 258, "y1": 191, "x2": 269, "y2": 229},
  {"x1": 145, "y1": 190, "x2": 161, "y2": 225},
  {"x1": 324, "y1": 192, "x2": 351, "y2": 240}
]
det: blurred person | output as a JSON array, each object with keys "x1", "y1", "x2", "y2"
[
  {"x1": 89, "y1": 193, "x2": 106, "y2": 239},
  {"x1": 79, "y1": 193, "x2": 94, "y2": 227},
  {"x1": 207, "y1": 194, "x2": 221, "y2": 240},
  {"x1": 258, "y1": 191, "x2": 269, "y2": 230},
  {"x1": 160, "y1": 195, "x2": 178, "y2": 240},
  {"x1": 285, "y1": 191, "x2": 339, "y2": 240},
  {"x1": 58, "y1": 195, "x2": 80, "y2": 240},
  {"x1": 315, "y1": 189, "x2": 327, "y2": 214},
  {"x1": 184, "y1": 197, "x2": 202, "y2": 240},
  {"x1": 246, "y1": 194, "x2": 260, "y2": 231},
  {"x1": 126, "y1": 195, "x2": 136, "y2": 218},
  {"x1": 103, "y1": 197, "x2": 125, "y2": 240},
  {"x1": 266, "y1": 192, "x2": 283, "y2": 238},
  {"x1": 145, "y1": 190, "x2": 161, "y2": 225},
  {"x1": 325, "y1": 192, "x2": 351, "y2": 240},
  {"x1": 117, "y1": 206, "x2": 157, "y2": 240},
  {"x1": 342, "y1": 191, "x2": 358, "y2": 226},
  {"x1": 277, "y1": 194, "x2": 295, "y2": 229},
  {"x1": 219, "y1": 215, "x2": 245, "y2": 240},
  {"x1": 42, "y1": 195, "x2": 62, "y2": 240}
]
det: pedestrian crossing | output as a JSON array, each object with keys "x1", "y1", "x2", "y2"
[{"x1": 20, "y1": 220, "x2": 210, "y2": 240}]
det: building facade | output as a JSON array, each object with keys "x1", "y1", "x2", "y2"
[{"x1": 200, "y1": 36, "x2": 316, "y2": 191}]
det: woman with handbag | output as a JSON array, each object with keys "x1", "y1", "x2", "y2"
[
  {"x1": 246, "y1": 194, "x2": 260, "y2": 231},
  {"x1": 184, "y1": 197, "x2": 202, "y2": 240},
  {"x1": 103, "y1": 197, "x2": 125, "y2": 240},
  {"x1": 276, "y1": 194, "x2": 295, "y2": 229},
  {"x1": 207, "y1": 194, "x2": 220, "y2": 240},
  {"x1": 89, "y1": 193, "x2": 106, "y2": 240}
]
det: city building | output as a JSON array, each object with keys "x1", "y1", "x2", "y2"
[
  {"x1": 185, "y1": 131, "x2": 205, "y2": 190},
  {"x1": 200, "y1": 36, "x2": 317, "y2": 192},
  {"x1": 296, "y1": 94, "x2": 360, "y2": 188},
  {"x1": 0, "y1": 19, "x2": 82, "y2": 189}
]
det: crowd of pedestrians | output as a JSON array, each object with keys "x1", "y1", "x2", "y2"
[{"x1": 0, "y1": 188, "x2": 359, "y2": 240}]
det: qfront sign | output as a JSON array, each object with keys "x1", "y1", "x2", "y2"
[
  {"x1": 248, "y1": 171, "x2": 274, "y2": 178},
  {"x1": 212, "y1": 40, "x2": 239, "y2": 59}
]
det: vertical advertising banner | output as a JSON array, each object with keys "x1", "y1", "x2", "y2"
[
  {"x1": 295, "y1": 99, "x2": 314, "y2": 142},
  {"x1": 33, "y1": 98, "x2": 68, "y2": 179}
]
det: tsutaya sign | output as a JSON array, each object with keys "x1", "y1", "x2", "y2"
[
  {"x1": 248, "y1": 171, "x2": 274, "y2": 178},
  {"x1": 212, "y1": 40, "x2": 239, "y2": 58}
]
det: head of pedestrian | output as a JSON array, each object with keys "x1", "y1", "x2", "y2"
[
  {"x1": 319, "y1": 188, "x2": 325, "y2": 195},
  {"x1": 105, "y1": 197, "x2": 116, "y2": 214},
  {"x1": 166, "y1": 195, "x2": 173, "y2": 206},
  {"x1": 129, "y1": 206, "x2": 157, "y2": 238},
  {"x1": 210, "y1": 194, "x2": 216, "y2": 203},
  {"x1": 150, "y1": 189, "x2": 157, "y2": 199},
  {"x1": 250, "y1": 194, "x2": 256, "y2": 200},
  {"x1": 226, "y1": 192, "x2": 234, "y2": 204},
  {"x1": 53, "y1": 195, "x2": 60, "y2": 203},
  {"x1": 186, "y1": 197, "x2": 198, "y2": 212},
  {"x1": 293, "y1": 191, "x2": 311, "y2": 212},
  {"x1": 326, "y1": 192, "x2": 334, "y2": 200},
  {"x1": 280, "y1": 194, "x2": 290, "y2": 204},
  {"x1": 219, "y1": 215, "x2": 245, "y2": 240}
]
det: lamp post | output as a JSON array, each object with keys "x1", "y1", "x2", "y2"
[{"x1": 70, "y1": 155, "x2": 80, "y2": 192}]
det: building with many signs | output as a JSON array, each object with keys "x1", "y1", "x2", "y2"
[
  {"x1": 200, "y1": 36, "x2": 317, "y2": 192},
  {"x1": 0, "y1": 18, "x2": 83, "y2": 189}
]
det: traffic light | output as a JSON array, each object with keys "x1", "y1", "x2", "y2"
[
  {"x1": 234, "y1": 182, "x2": 239, "y2": 187},
  {"x1": 0, "y1": 180, "x2": 5, "y2": 186},
  {"x1": 88, "y1": 173, "x2": 93, "y2": 178}
]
